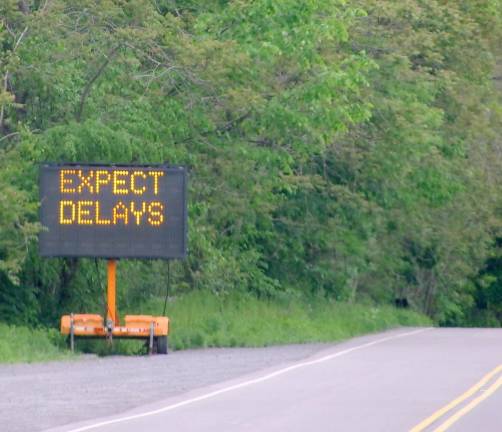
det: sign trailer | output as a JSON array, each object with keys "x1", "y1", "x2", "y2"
[{"x1": 39, "y1": 163, "x2": 187, "y2": 354}]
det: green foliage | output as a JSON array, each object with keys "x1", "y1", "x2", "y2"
[
  {"x1": 0, "y1": 322, "x2": 72, "y2": 363},
  {"x1": 0, "y1": 290, "x2": 430, "y2": 361},
  {"x1": 0, "y1": 0, "x2": 501, "y2": 331},
  {"x1": 133, "y1": 290, "x2": 431, "y2": 351}
]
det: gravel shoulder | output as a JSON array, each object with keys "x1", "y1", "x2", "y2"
[{"x1": 1, "y1": 341, "x2": 337, "y2": 432}]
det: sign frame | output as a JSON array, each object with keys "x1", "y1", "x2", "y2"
[{"x1": 39, "y1": 162, "x2": 188, "y2": 260}]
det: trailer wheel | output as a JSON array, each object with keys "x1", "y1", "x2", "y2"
[{"x1": 156, "y1": 335, "x2": 168, "y2": 354}]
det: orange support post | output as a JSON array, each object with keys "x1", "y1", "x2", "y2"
[{"x1": 107, "y1": 259, "x2": 118, "y2": 326}]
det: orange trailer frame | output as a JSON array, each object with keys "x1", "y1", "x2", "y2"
[{"x1": 60, "y1": 259, "x2": 169, "y2": 354}]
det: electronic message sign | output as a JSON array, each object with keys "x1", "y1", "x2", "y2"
[{"x1": 39, "y1": 164, "x2": 187, "y2": 259}]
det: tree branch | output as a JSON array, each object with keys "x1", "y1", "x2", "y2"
[
  {"x1": 17, "y1": 0, "x2": 29, "y2": 15},
  {"x1": 76, "y1": 45, "x2": 120, "y2": 123},
  {"x1": 175, "y1": 111, "x2": 251, "y2": 145},
  {"x1": 0, "y1": 72, "x2": 10, "y2": 133},
  {"x1": 0, "y1": 26, "x2": 28, "y2": 132}
]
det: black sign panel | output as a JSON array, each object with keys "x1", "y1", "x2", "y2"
[{"x1": 39, "y1": 164, "x2": 187, "y2": 259}]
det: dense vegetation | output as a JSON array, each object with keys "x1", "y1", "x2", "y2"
[
  {"x1": 144, "y1": 290, "x2": 431, "y2": 351},
  {"x1": 0, "y1": 321, "x2": 71, "y2": 363},
  {"x1": 0, "y1": 290, "x2": 431, "y2": 361},
  {"x1": 1, "y1": 0, "x2": 501, "y2": 333}
]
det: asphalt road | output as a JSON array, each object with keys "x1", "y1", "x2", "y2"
[
  {"x1": 0, "y1": 342, "x2": 329, "y2": 432},
  {"x1": 41, "y1": 327, "x2": 502, "y2": 432}
]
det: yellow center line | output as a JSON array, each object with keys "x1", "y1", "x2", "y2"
[
  {"x1": 433, "y1": 375, "x2": 502, "y2": 432},
  {"x1": 409, "y1": 364, "x2": 502, "y2": 432}
]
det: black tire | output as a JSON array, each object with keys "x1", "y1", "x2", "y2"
[{"x1": 156, "y1": 335, "x2": 168, "y2": 354}]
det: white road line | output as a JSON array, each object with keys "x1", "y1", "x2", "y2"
[{"x1": 60, "y1": 327, "x2": 433, "y2": 432}]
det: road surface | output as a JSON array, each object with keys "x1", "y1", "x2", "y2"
[{"x1": 3, "y1": 328, "x2": 502, "y2": 431}]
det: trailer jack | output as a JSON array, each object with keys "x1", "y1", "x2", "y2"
[{"x1": 61, "y1": 259, "x2": 169, "y2": 354}]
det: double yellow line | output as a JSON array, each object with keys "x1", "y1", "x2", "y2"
[{"x1": 410, "y1": 364, "x2": 502, "y2": 432}]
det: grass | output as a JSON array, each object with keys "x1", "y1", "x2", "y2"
[
  {"x1": 0, "y1": 322, "x2": 74, "y2": 363},
  {"x1": 0, "y1": 290, "x2": 432, "y2": 361},
  {"x1": 139, "y1": 290, "x2": 432, "y2": 351}
]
